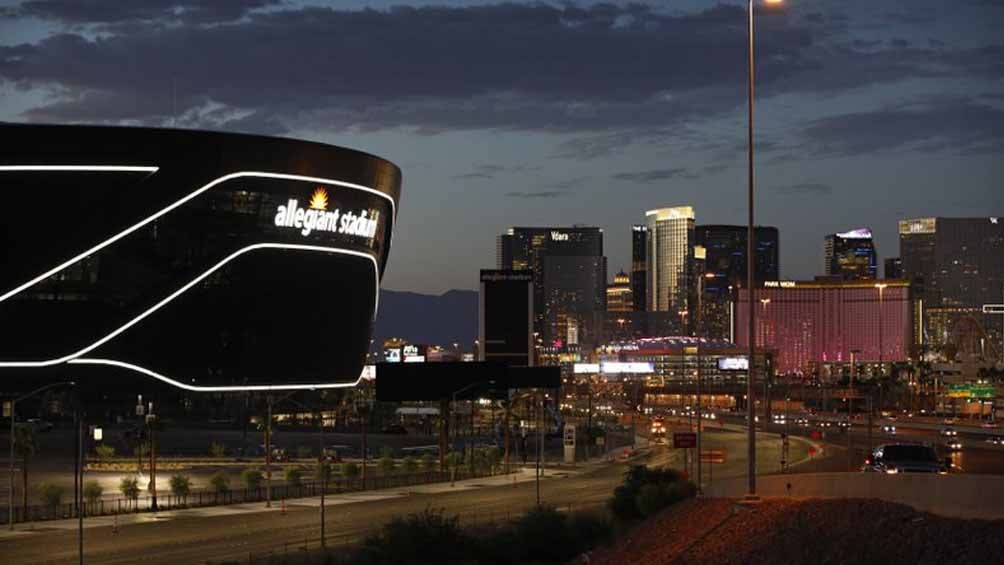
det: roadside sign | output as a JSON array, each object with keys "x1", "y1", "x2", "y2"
[
  {"x1": 673, "y1": 432, "x2": 697, "y2": 449},
  {"x1": 2, "y1": 400, "x2": 10, "y2": 418}
]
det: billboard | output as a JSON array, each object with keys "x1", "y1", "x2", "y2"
[
  {"x1": 479, "y1": 270, "x2": 533, "y2": 367},
  {"x1": 717, "y1": 357, "x2": 749, "y2": 371},
  {"x1": 0, "y1": 124, "x2": 401, "y2": 392}
]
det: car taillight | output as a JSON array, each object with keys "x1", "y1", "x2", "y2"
[{"x1": 864, "y1": 459, "x2": 871, "y2": 465}]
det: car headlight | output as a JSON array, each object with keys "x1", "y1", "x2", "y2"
[{"x1": 885, "y1": 468, "x2": 899, "y2": 474}]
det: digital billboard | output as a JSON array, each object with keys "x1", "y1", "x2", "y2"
[{"x1": 0, "y1": 124, "x2": 402, "y2": 391}]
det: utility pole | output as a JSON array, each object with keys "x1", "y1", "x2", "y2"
[
  {"x1": 78, "y1": 414, "x2": 84, "y2": 564},
  {"x1": 265, "y1": 396, "x2": 272, "y2": 508},
  {"x1": 148, "y1": 402, "x2": 157, "y2": 512}
]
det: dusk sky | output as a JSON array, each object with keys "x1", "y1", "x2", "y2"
[{"x1": 1, "y1": 0, "x2": 1001, "y2": 294}]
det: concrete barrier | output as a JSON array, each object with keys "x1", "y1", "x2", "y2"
[{"x1": 705, "y1": 472, "x2": 1004, "y2": 520}]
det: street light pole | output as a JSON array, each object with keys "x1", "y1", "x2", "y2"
[
  {"x1": 876, "y1": 283, "x2": 887, "y2": 416},
  {"x1": 8, "y1": 381, "x2": 75, "y2": 530},
  {"x1": 745, "y1": 0, "x2": 758, "y2": 499}
]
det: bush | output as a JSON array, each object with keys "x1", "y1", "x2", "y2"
[
  {"x1": 378, "y1": 446, "x2": 396, "y2": 475},
  {"x1": 242, "y1": 468, "x2": 264, "y2": 490},
  {"x1": 402, "y1": 455, "x2": 418, "y2": 474},
  {"x1": 37, "y1": 482, "x2": 64, "y2": 508},
  {"x1": 169, "y1": 475, "x2": 191, "y2": 501},
  {"x1": 209, "y1": 442, "x2": 226, "y2": 458},
  {"x1": 420, "y1": 453, "x2": 436, "y2": 472},
  {"x1": 296, "y1": 445, "x2": 312, "y2": 459},
  {"x1": 209, "y1": 471, "x2": 230, "y2": 497},
  {"x1": 94, "y1": 444, "x2": 116, "y2": 461},
  {"x1": 359, "y1": 508, "x2": 472, "y2": 564},
  {"x1": 509, "y1": 506, "x2": 576, "y2": 563},
  {"x1": 314, "y1": 461, "x2": 332, "y2": 484},
  {"x1": 607, "y1": 465, "x2": 696, "y2": 521},
  {"x1": 83, "y1": 480, "x2": 103, "y2": 506},
  {"x1": 343, "y1": 461, "x2": 360, "y2": 479},
  {"x1": 285, "y1": 467, "x2": 303, "y2": 487},
  {"x1": 119, "y1": 476, "x2": 140, "y2": 506},
  {"x1": 486, "y1": 447, "x2": 502, "y2": 474}
]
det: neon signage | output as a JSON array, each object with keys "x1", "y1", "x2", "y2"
[{"x1": 274, "y1": 187, "x2": 379, "y2": 238}]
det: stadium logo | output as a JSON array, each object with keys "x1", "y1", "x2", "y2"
[{"x1": 274, "y1": 186, "x2": 379, "y2": 238}]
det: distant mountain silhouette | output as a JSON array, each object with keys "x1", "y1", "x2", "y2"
[{"x1": 372, "y1": 289, "x2": 478, "y2": 350}]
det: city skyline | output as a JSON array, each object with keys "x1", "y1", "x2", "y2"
[{"x1": 0, "y1": 0, "x2": 1001, "y2": 294}]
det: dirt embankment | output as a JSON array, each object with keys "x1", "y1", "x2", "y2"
[{"x1": 588, "y1": 497, "x2": 1004, "y2": 565}]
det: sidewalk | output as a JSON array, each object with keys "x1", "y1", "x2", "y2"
[{"x1": 0, "y1": 466, "x2": 566, "y2": 540}]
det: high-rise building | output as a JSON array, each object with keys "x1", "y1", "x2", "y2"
[
  {"x1": 631, "y1": 225, "x2": 647, "y2": 312},
  {"x1": 497, "y1": 227, "x2": 606, "y2": 350},
  {"x1": 695, "y1": 224, "x2": 780, "y2": 340},
  {"x1": 736, "y1": 279, "x2": 912, "y2": 376},
  {"x1": 885, "y1": 257, "x2": 903, "y2": 279},
  {"x1": 899, "y1": 217, "x2": 1004, "y2": 354},
  {"x1": 646, "y1": 207, "x2": 695, "y2": 319},
  {"x1": 824, "y1": 228, "x2": 877, "y2": 280},
  {"x1": 607, "y1": 270, "x2": 633, "y2": 312}
]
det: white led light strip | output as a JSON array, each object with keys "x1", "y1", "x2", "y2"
[
  {"x1": 0, "y1": 243, "x2": 379, "y2": 368},
  {"x1": 68, "y1": 358, "x2": 368, "y2": 392},
  {"x1": 0, "y1": 167, "x2": 397, "y2": 305}
]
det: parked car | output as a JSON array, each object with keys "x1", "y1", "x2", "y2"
[
  {"x1": 862, "y1": 443, "x2": 948, "y2": 474},
  {"x1": 381, "y1": 424, "x2": 408, "y2": 435}
]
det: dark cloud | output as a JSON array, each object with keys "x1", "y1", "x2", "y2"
[
  {"x1": 10, "y1": 0, "x2": 281, "y2": 25},
  {"x1": 801, "y1": 99, "x2": 1004, "y2": 156},
  {"x1": 504, "y1": 190, "x2": 567, "y2": 199},
  {"x1": 612, "y1": 167, "x2": 698, "y2": 184},
  {"x1": 702, "y1": 163, "x2": 730, "y2": 175},
  {"x1": 453, "y1": 164, "x2": 505, "y2": 180},
  {"x1": 543, "y1": 177, "x2": 589, "y2": 190},
  {"x1": 772, "y1": 182, "x2": 833, "y2": 195}
]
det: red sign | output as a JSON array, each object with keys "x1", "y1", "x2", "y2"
[
  {"x1": 699, "y1": 449, "x2": 725, "y2": 463},
  {"x1": 673, "y1": 432, "x2": 697, "y2": 449}
]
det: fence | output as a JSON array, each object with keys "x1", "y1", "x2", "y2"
[{"x1": 1, "y1": 467, "x2": 505, "y2": 525}]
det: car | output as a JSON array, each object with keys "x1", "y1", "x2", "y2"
[
  {"x1": 944, "y1": 417, "x2": 958, "y2": 425},
  {"x1": 381, "y1": 424, "x2": 408, "y2": 435},
  {"x1": 838, "y1": 421, "x2": 851, "y2": 430},
  {"x1": 25, "y1": 418, "x2": 53, "y2": 433},
  {"x1": 862, "y1": 443, "x2": 948, "y2": 474},
  {"x1": 946, "y1": 439, "x2": 963, "y2": 451},
  {"x1": 980, "y1": 422, "x2": 997, "y2": 429},
  {"x1": 882, "y1": 425, "x2": 897, "y2": 435},
  {"x1": 939, "y1": 427, "x2": 958, "y2": 437},
  {"x1": 985, "y1": 436, "x2": 1004, "y2": 446}
]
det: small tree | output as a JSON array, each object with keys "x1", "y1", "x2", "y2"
[
  {"x1": 209, "y1": 442, "x2": 226, "y2": 458},
  {"x1": 37, "y1": 482, "x2": 64, "y2": 515},
  {"x1": 242, "y1": 468, "x2": 264, "y2": 492},
  {"x1": 119, "y1": 476, "x2": 140, "y2": 509},
  {"x1": 296, "y1": 445, "x2": 312, "y2": 459},
  {"x1": 402, "y1": 456, "x2": 418, "y2": 475},
  {"x1": 315, "y1": 461, "x2": 333, "y2": 484},
  {"x1": 83, "y1": 480, "x2": 103, "y2": 512},
  {"x1": 343, "y1": 461, "x2": 360, "y2": 480},
  {"x1": 94, "y1": 444, "x2": 116, "y2": 461},
  {"x1": 210, "y1": 471, "x2": 230, "y2": 502},
  {"x1": 378, "y1": 446, "x2": 396, "y2": 475},
  {"x1": 169, "y1": 475, "x2": 191, "y2": 505},
  {"x1": 486, "y1": 447, "x2": 502, "y2": 475},
  {"x1": 445, "y1": 451, "x2": 464, "y2": 485},
  {"x1": 285, "y1": 467, "x2": 303, "y2": 488},
  {"x1": 420, "y1": 453, "x2": 436, "y2": 473}
]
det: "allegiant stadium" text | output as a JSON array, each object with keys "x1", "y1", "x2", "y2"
[{"x1": 273, "y1": 199, "x2": 379, "y2": 238}]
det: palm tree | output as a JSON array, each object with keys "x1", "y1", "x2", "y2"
[{"x1": 13, "y1": 424, "x2": 38, "y2": 518}]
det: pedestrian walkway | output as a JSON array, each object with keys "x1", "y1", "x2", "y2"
[{"x1": 0, "y1": 466, "x2": 568, "y2": 540}]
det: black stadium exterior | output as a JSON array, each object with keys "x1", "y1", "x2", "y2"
[{"x1": 0, "y1": 125, "x2": 401, "y2": 397}]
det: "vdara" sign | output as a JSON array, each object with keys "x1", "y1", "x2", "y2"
[{"x1": 274, "y1": 187, "x2": 379, "y2": 239}]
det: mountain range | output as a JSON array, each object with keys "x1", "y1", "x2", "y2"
[{"x1": 372, "y1": 288, "x2": 478, "y2": 350}]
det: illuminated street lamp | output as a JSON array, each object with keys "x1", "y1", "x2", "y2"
[{"x1": 745, "y1": 0, "x2": 784, "y2": 498}]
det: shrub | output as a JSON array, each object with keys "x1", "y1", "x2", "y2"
[
  {"x1": 486, "y1": 447, "x2": 502, "y2": 474},
  {"x1": 607, "y1": 465, "x2": 696, "y2": 521},
  {"x1": 509, "y1": 506, "x2": 576, "y2": 563},
  {"x1": 285, "y1": 467, "x2": 303, "y2": 487},
  {"x1": 314, "y1": 461, "x2": 332, "y2": 484},
  {"x1": 635, "y1": 484, "x2": 673, "y2": 517},
  {"x1": 296, "y1": 445, "x2": 312, "y2": 459},
  {"x1": 94, "y1": 444, "x2": 116, "y2": 461},
  {"x1": 378, "y1": 446, "x2": 396, "y2": 475},
  {"x1": 119, "y1": 476, "x2": 140, "y2": 506},
  {"x1": 343, "y1": 461, "x2": 360, "y2": 480},
  {"x1": 83, "y1": 480, "x2": 103, "y2": 507},
  {"x1": 169, "y1": 475, "x2": 191, "y2": 502},
  {"x1": 420, "y1": 452, "x2": 436, "y2": 472},
  {"x1": 37, "y1": 482, "x2": 64, "y2": 508},
  {"x1": 241, "y1": 468, "x2": 264, "y2": 490},
  {"x1": 209, "y1": 471, "x2": 230, "y2": 497},
  {"x1": 568, "y1": 511, "x2": 613, "y2": 550},
  {"x1": 359, "y1": 508, "x2": 472, "y2": 564},
  {"x1": 402, "y1": 455, "x2": 418, "y2": 475},
  {"x1": 445, "y1": 451, "x2": 464, "y2": 483},
  {"x1": 209, "y1": 442, "x2": 226, "y2": 458}
]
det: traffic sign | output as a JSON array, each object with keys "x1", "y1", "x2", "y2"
[
  {"x1": 673, "y1": 432, "x2": 697, "y2": 449},
  {"x1": 699, "y1": 449, "x2": 725, "y2": 463}
]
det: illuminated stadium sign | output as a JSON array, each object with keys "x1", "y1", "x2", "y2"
[
  {"x1": 274, "y1": 187, "x2": 380, "y2": 239},
  {"x1": 0, "y1": 125, "x2": 401, "y2": 392}
]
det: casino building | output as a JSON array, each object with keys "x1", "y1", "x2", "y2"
[{"x1": 0, "y1": 125, "x2": 402, "y2": 399}]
